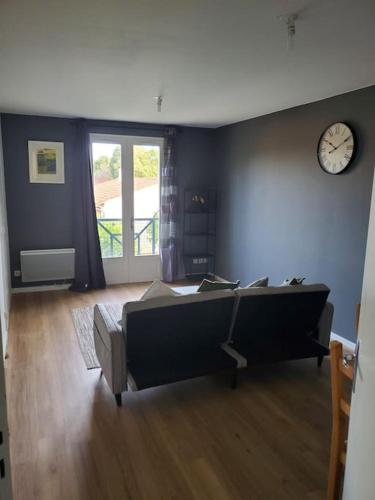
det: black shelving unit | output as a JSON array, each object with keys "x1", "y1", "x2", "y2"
[{"x1": 183, "y1": 188, "x2": 216, "y2": 279}]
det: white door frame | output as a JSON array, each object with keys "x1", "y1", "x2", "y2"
[
  {"x1": 90, "y1": 133, "x2": 163, "y2": 284},
  {"x1": 0, "y1": 320, "x2": 12, "y2": 500},
  {"x1": 343, "y1": 168, "x2": 375, "y2": 499}
]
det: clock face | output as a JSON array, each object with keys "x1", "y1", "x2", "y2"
[{"x1": 317, "y1": 122, "x2": 355, "y2": 174}]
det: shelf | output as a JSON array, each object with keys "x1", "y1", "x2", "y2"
[
  {"x1": 183, "y1": 232, "x2": 216, "y2": 236},
  {"x1": 184, "y1": 188, "x2": 216, "y2": 279},
  {"x1": 184, "y1": 211, "x2": 215, "y2": 215},
  {"x1": 183, "y1": 253, "x2": 214, "y2": 258}
]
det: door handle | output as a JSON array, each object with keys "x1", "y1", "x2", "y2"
[
  {"x1": 130, "y1": 216, "x2": 134, "y2": 230},
  {"x1": 343, "y1": 340, "x2": 360, "y2": 393}
]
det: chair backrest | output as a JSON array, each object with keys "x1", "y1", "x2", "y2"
[
  {"x1": 230, "y1": 284, "x2": 330, "y2": 346},
  {"x1": 123, "y1": 290, "x2": 236, "y2": 364}
]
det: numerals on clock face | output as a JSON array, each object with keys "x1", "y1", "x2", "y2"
[{"x1": 318, "y1": 122, "x2": 355, "y2": 174}]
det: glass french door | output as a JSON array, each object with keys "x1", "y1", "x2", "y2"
[{"x1": 90, "y1": 133, "x2": 163, "y2": 284}]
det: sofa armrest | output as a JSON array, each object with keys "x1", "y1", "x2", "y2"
[
  {"x1": 93, "y1": 304, "x2": 127, "y2": 395},
  {"x1": 316, "y1": 302, "x2": 334, "y2": 347}
]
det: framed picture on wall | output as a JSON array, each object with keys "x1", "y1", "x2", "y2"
[{"x1": 28, "y1": 141, "x2": 65, "y2": 184}]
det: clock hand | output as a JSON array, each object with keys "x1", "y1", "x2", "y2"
[
  {"x1": 329, "y1": 136, "x2": 351, "y2": 154},
  {"x1": 323, "y1": 139, "x2": 335, "y2": 148},
  {"x1": 337, "y1": 136, "x2": 351, "y2": 148}
]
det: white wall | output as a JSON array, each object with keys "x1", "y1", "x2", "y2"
[
  {"x1": 0, "y1": 118, "x2": 11, "y2": 354},
  {"x1": 343, "y1": 169, "x2": 375, "y2": 500}
]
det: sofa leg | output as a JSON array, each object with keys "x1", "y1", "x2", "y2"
[
  {"x1": 231, "y1": 368, "x2": 238, "y2": 390},
  {"x1": 317, "y1": 354, "x2": 324, "y2": 367},
  {"x1": 115, "y1": 393, "x2": 122, "y2": 406}
]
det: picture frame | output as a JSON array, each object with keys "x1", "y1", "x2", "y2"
[{"x1": 28, "y1": 141, "x2": 65, "y2": 184}]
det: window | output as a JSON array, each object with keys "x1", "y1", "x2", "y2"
[
  {"x1": 92, "y1": 142, "x2": 123, "y2": 258},
  {"x1": 133, "y1": 144, "x2": 160, "y2": 256}
]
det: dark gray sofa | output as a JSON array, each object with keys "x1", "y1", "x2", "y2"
[{"x1": 94, "y1": 284, "x2": 332, "y2": 406}]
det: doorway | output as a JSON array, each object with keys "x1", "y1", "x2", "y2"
[{"x1": 90, "y1": 134, "x2": 163, "y2": 284}]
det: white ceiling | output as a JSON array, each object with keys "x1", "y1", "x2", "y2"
[{"x1": 0, "y1": 0, "x2": 374, "y2": 128}]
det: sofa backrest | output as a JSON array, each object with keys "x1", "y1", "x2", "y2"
[
  {"x1": 230, "y1": 284, "x2": 330, "y2": 346},
  {"x1": 123, "y1": 290, "x2": 236, "y2": 363}
]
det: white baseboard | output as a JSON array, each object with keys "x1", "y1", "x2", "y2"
[
  {"x1": 12, "y1": 284, "x2": 71, "y2": 294},
  {"x1": 330, "y1": 332, "x2": 356, "y2": 352}
]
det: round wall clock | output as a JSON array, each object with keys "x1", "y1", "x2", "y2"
[{"x1": 317, "y1": 122, "x2": 356, "y2": 174}]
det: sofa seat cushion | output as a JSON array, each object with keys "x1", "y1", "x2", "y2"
[
  {"x1": 128, "y1": 348, "x2": 237, "y2": 390},
  {"x1": 171, "y1": 285, "x2": 199, "y2": 295},
  {"x1": 233, "y1": 336, "x2": 329, "y2": 365}
]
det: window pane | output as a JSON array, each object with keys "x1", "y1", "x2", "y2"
[
  {"x1": 92, "y1": 143, "x2": 123, "y2": 258},
  {"x1": 133, "y1": 145, "x2": 160, "y2": 256}
]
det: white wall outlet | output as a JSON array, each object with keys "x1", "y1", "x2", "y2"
[{"x1": 14, "y1": 270, "x2": 21, "y2": 277}]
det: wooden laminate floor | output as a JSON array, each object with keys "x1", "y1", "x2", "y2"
[{"x1": 5, "y1": 284, "x2": 331, "y2": 500}]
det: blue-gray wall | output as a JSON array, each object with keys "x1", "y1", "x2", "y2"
[
  {"x1": 3, "y1": 86, "x2": 375, "y2": 341},
  {"x1": 0, "y1": 114, "x2": 215, "y2": 286},
  {"x1": 215, "y1": 86, "x2": 375, "y2": 342}
]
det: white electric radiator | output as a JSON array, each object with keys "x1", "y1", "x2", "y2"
[{"x1": 20, "y1": 248, "x2": 75, "y2": 283}]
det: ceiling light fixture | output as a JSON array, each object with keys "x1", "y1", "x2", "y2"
[
  {"x1": 278, "y1": 13, "x2": 298, "y2": 50},
  {"x1": 154, "y1": 95, "x2": 163, "y2": 112}
]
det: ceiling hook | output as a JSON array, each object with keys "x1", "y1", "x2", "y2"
[{"x1": 154, "y1": 95, "x2": 163, "y2": 112}]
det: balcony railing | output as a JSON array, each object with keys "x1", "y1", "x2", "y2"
[{"x1": 97, "y1": 215, "x2": 159, "y2": 258}]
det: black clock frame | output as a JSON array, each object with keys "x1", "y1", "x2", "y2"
[{"x1": 317, "y1": 122, "x2": 357, "y2": 175}]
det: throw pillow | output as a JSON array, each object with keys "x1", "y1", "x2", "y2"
[
  {"x1": 281, "y1": 277, "x2": 305, "y2": 286},
  {"x1": 247, "y1": 276, "x2": 269, "y2": 287},
  {"x1": 140, "y1": 280, "x2": 181, "y2": 300},
  {"x1": 197, "y1": 279, "x2": 240, "y2": 292},
  {"x1": 118, "y1": 280, "x2": 181, "y2": 327}
]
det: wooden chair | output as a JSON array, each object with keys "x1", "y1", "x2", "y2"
[{"x1": 327, "y1": 341, "x2": 354, "y2": 500}]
